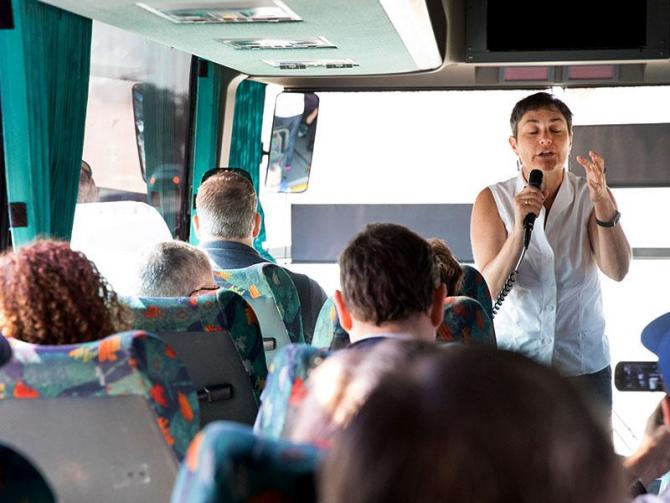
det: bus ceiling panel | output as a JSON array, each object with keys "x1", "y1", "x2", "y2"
[{"x1": 38, "y1": 0, "x2": 444, "y2": 77}]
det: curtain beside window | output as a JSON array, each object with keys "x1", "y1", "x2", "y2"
[
  {"x1": 0, "y1": 0, "x2": 90, "y2": 246},
  {"x1": 0, "y1": 104, "x2": 12, "y2": 252},
  {"x1": 229, "y1": 80, "x2": 274, "y2": 261}
]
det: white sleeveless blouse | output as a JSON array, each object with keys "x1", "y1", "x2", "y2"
[{"x1": 488, "y1": 171, "x2": 609, "y2": 376}]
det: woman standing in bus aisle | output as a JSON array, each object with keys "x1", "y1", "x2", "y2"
[{"x1": 470, "y1": 92, "x2": 631, "y2": 426}]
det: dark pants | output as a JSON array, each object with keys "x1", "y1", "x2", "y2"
[{"x1": 566, "y1": 365, "x2": 612, "y2": 431}]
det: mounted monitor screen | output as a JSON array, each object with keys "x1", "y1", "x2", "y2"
[{"x1": 466, "y1": 0, "x2": 670, "y2": 63}]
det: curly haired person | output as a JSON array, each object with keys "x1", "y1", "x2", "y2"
[{"x1": 0, "y1": 240, "x2": 130, "y2": 345}]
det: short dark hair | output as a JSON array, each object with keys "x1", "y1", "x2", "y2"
[
  {"x1": 322, "y1": 347, "x2": 623, "y2": 503},
  {"x1": 510, "y1": 92, "x2": 573, "y2": 138},
  {"x1": 195, "y1": 172, "x2": 257, "y2": 239},
  {"x1": 339, "y1": 223, "x2": 440, "y2": 325}
]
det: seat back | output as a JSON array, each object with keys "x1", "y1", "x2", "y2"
[
  {"x1": 0, "y1": 442, "x2": 55, "y2": 503},
  {"x1": 124, "y1": 290, "x2": 267, "y2": 426},
  {"x1": 255, "y1": 344, "x2": 330, "y2": 439},
  {"x1": 172, "y1": 421, "x2": 321, "y2": 503},
  {"x1": 312, "y1": 298, "x2": 349, "y2": 349},
  {"x1": 455, "y1": 264, "x2": 493, "y2": 319},
  {"x1": 0, "y1": 396, "x2": 177, "y2": 503},
  {"x1": 437, "y1": 296, "x2": 496, "y2": 347},
  {"x1": 214, "y1": 263, "x2": 304, "y2": 362},
  {"x1": 0, "y1": 331, "x2": 197, "y2": 502}
]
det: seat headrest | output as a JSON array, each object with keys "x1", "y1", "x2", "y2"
[
  {"x1": 455, "y1": 265, "x2": 493, "y2": 318},
  {"x1": 173, "y1": 421, "x2": 321, "y2": 503},
  {"x1": 255, "y1": 343, "x2": 330, "y2": 439},
  {"x1": 438, "y1": 296, "x2": 496, "y2": 347},
  {"x1": 214, "y1": 263, "x2": 304, "y2": 343}
]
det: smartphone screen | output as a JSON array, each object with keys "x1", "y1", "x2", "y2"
[{"x1": 614, "y1": 361, "x2": 664, "y2": 391}]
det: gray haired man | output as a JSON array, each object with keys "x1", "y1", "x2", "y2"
[
  {"x1": 193, "y1": 169, "x2": 327, "y2": 342},
  {"x1": 134, "y1": 241, "x2": 218, "y2": 297}
]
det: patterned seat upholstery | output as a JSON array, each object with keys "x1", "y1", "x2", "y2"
[
  {"x1": 172, "y1": 421, "x2": 321, "y2": 503},
  {"x1": 0, "y1": 331, "x2": 198, "y2": 460},
  {"x1": 456, "y1": 264, "x2": 493, "y2": 320},
  {"x1": 312, "y1": 292, "x2": 496, "y2": 350},
  {"x1": 255, "y1": 344, "x2": 330, "y2": 440},
  {"x1": 214, "y1": 263, "x2": 304, "y2": 362},
  {"x1": 123, "y1": 290, "x2": 267, "y2": 426},
  {"x1": 312, "y1": 298, "x2": 348, "y2": 350},
  {"x1": 437, "y1": 296, "x2": 496, "y2": 347},
  {"x1": 0, "y1": 442, "x2": 54, "y2": 503}
]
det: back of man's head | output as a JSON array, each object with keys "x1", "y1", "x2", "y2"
[
  {"x1": 195, "y1": 172, "x2": 257, "y2": 240},
  {"x1": 339, "y1": 223, "x2": 440, "y2": 325},
  {"x1": 135, "y1": 241, "x2": 214, "y2": 297}
]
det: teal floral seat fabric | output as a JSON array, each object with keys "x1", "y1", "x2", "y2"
[
  {"x1": 0, "y1": 331, "x2": 198, "y2": 461},
  {"x1": 254, "y1": 344, "x2": 329, "y2": 439},
  {"x1": 437, "y1": 296, "x2": 496, "y2": 348},
  {"x1": 456, "y1": 265, "x2": 493, "y2": 320},
  {"x1": 214, "y1": 263, "x2": 304, "y2": 346},
  {"x1": 313, "y1": 294, "x2": 496, "y2": 350},
  {"x1": 123, "y1": 290, "x2": 267, "y2": 402},
  {"x1": 312, "y1": 298, "x2": 348, "y2": 350},
  {"x1": 0, "y1": 442, "x2": 55, "y2": 503},
  {"x1": 171, "y1": 421, "x2": 321, "y2": 503}
]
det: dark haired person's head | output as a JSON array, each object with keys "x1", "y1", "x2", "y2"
[
  {"x1": 428, "y1": 238, "x2": 462, "y2": 296},
  {"x1": 510, "y1": 92, "x2": 573, "y2": 139},
  {"x1": 0, "y1": 240, "x2": 131, "y2": 345},
  {"x1": 322, "y1": 347, "x2": 625, "y2": 503},
  {"x1": 194, "y1": 171, "x2": 260, "y2": 243},
  {"x1": 334, "y1": 223, "x2": 445, "y2": 342}
]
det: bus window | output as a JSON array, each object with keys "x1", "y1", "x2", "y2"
[
  {"x1": 262, "y1": 86, "x2": 670, "y2": 453},
  {"x1": 77, "y1": 21, "x2": 192, "y2": 238},
  {"x1": 71, "y1": 22, "x2": 193, "y2": 292}
]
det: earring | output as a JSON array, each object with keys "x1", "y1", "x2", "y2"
[{"x1": 516, "y1": 158, "x2": 522, "y2": 171}]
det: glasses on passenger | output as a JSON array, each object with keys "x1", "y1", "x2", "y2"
[
  {"x1": 200, "y1": 167, "x2": 253, "y2": 185},
  {"x1": 188, "y1": 285, "x2": 219, "y2": 297}
]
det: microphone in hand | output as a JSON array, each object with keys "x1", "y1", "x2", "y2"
[{"x1": 523, "y1": 169, "x2": 543, "y2": 249}]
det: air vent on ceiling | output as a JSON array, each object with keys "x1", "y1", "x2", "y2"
[
  {"x1": 264, "y1": 58, "x2": 358, "y2": 70},
  {"x1": 137, "y1": 0, "x2": 301, "y2": 24},
  {"x1": 219, "y1": 37, "x2": 336, "y2": 50}
]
